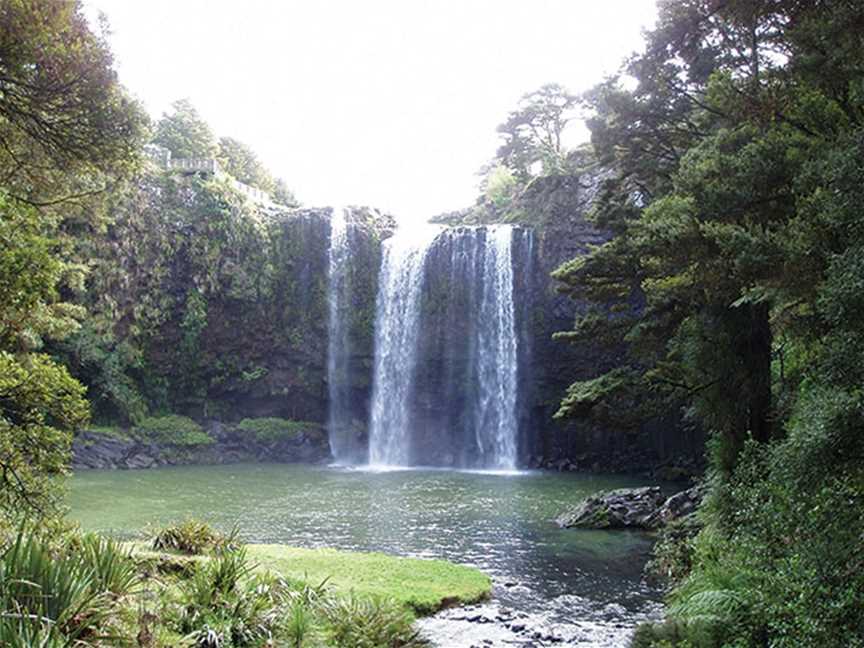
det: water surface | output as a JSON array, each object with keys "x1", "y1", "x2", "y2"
[{"x1": 69, "y1": 464, "x2": 662, "y2": 646}]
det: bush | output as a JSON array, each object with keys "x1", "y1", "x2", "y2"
[
  {"x1": 236, "y1": 417, "x2": 320, "y2": 443},
  {"x1": 638, "y1": 414, "x2": 864, "y2": 648},
  {"x1": 645, "y1": 514, "x2": 702, "y2": 584},
  {"x1": 152, "y1": 519, "x2": 239, "y2": 555},
  {"x1": 321, "y1": 595, "x2": 427, "y2": 648},
  {"x1": 135, "y1": 414, "x2": 213, "y2": 446},
  {"x1": 172, "y1": 549, "x2": 285, "y2": 647},
  {"x1": 0, "y1": 530, "x2": 116, "y2": 646},
  {"x1": 75, "y1": 533, "x2": 139, "y2": 597}
]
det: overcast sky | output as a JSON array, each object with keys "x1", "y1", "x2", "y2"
[{"x1": 85, "y1": 1, "x2": 657, "y2": 222}]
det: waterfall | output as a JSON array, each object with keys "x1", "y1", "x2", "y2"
[
  {"x1": 474, "y1": 226, "x2": 519, "y2": 469},
  {"x1": 326, "y1": 207, "x2": 354, "y2": 463},
  {"x1": 368, "y1": 225, "x2": 442, "y2": 466},
  {"x1": 367, "y1": 224, "x2": 527, "y2": 470}
]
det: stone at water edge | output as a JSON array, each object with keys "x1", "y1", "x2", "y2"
[
  {"x1": 556, "y1": 486, "x2": 666, "y2": 529},
  {"x1": 656, "y1": 485, "x2": 705, "y2": 524},
  {"x1": 556, "y1": 485, "x2": 705, "y2": 529}
]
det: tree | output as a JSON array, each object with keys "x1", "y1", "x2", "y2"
[
  {"x1": 153, "y1": 99, "x2": 218, "y2": 159},
  {"x1": 0, "y1": 194, "x2": 89, "y2": 519},
  {"x1": 0, "y1": 351, "x2": 88, "y2": 518},
  {"x1": 218, "y1": 136, "x2": 275, "y2": 191},
  {"x1": 0, "y1": 1, "x2": 146, "y2": 521},
  {"x1": 555, "y1": 0, "x2": 864, "y2": 471},
  {"x1": 482, "y1": 164, "x2": 519, "y2": 209},
  {"x1": 272, "y1": 177, "x2": 299, "y2": 208},
  {"x1": 0, "y1": 0, "x2": 147, "y2": 206},
  {"x1": 495, "y1": 83, "x2": 579, "y2": 180},
  {"x1": 218, "y1": 137, "x2": 300, "y2": 206}
]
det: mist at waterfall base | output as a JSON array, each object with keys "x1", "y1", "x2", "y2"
[{"x1": 327, "y1": 211, "x2": 534, "y2": 471}]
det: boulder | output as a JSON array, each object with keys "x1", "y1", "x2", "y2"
[
  {"x1": 656, "y1": 485, "x2": 705, "y2": 524},
  {"x1": 556, "y1": 485, "x2": 705, "y2": 530},
  {"x1": 556, "y1": 486, "x2": 666, "y2": 529}
]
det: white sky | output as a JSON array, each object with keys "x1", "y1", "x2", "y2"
[{"x1": 85, "y1": 1, "x2": 657, "y2": 222}]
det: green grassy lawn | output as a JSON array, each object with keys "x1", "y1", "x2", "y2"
[
  {"x1": 127, "y1": 542, "x2": 491, "y2": 617},
  {"x1": 248, "y1": 545, "x2": 490, "y2": 615}
]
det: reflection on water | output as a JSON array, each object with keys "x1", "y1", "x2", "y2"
[{"x1": 69, "y1": 463, "x2": 663, "y2": 646}]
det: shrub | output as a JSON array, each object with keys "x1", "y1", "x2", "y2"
[
  {"x1": 321, "y1": 595, "x2": 427, "y2": 648},
  {"x1": 236, "y1": 417, "x2": 320, "y2": 443},
  {"x1": 173, "y1": 549, "x2": 283, "y2": 647},
  {"x1": 152, "y1": 520, "x2": 239, "y2": 555},
  {"x1": 135, "y1": 415, "x2": 213, "y2": 446},
  {"x1": 639, "y1": 415, "x2": 864, "y2": 648},
  {"x1": 0, "y1": 530, "x2": 111, "y2": 645},
  {"x1": 76, "y1": 533, "x2": 139, "y2": 597},
  {"x1": 645, "y1": 514, "x2": 702, "y2": 584}
]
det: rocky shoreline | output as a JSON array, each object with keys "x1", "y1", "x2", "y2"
[{"x1": 71, "y1": 421, "x2": 331, "y2": 470}]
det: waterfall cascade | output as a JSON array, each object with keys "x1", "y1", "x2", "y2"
[
  {"x1": 474, "y1": 227, "x2": 519, "y2": 468},
  {"x1": 326, "y1": 207, "x2": 355, "y2": 463},
  {"x1": 367, "y1": 224, "x2": 531, "y2": 470},
  {"x1": 368, "y1": 225, "x2": 443, "y2": 466}
]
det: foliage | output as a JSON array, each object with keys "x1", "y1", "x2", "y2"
[
  {"x1": 135, "y1": 415, "x2": 213, "y2": 447},
  {"x1": 546, "y1": 3, "x2": 864, "y2": 645},
  {"x1": 0, "y1": 0, "x2": 148, "y2": 206},
  {"x1": 0, "y1": 528, "x2": 135, "y2": 646},
  {"x1": 0, "y1": 1, "x2": 144, "y2": 524},
  {"x1": 153, "y1": 99, "x2": 218, "y2": 159},
  {"x1": 62, "y1": 168, "x2": 320, "y2": 420},
  {"x1": 236, "y1": 418, "x2": 320, "y2": 443},
  {"x1": 0, "y1": 351, "x2": 88, "y2": 520},
  {"x1": 644, "y1": 514, "x2": 701, "y2": 585},
  {"x1": 218, "y1": 136, "x2": 299, "y2": 206},
  {"x1": 0, "y1": 199, "x2": 89, "y2": 520},
  {"x1": 55, "y1": 323, "x2": 148, "y2": 425},
  {"x1": 481, "y1": 164, "x2": 519, "y2": 209},
  {"x1": 321, "y1": 595, "x2": 427, "y2": 648},
  {"x1": 75, "y1": 533, "x2": 140, "y2": 597},
  {"x1": 152, "y1": 519, "x2": 240, "y2": 555},
  {"x1": 146, "y1": 537, "x2": 448, "y2": 647},
  {"x1": 0, "y1": 194, "x2": 85, "y2": 353},
  {"x1": 495, "y1": 83, "x2": 578, "y2": 180}
]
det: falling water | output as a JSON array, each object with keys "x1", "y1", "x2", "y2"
[
  {"x1": 368, "y1": 225, "x2": 442, "y2": 466},
  {"x1": 474, "y1": 226, "x2": 519, "y2": 469},
  {"x1": 367, "y1": 224, "x2": 526, "y2": 469},
  {"x1": 326, "y1": 207, "x2": 354, "y2": 463}
]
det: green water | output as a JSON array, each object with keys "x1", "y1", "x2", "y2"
[{"x1": 69, "y1": 463, "x2": 663, "y2": 645}]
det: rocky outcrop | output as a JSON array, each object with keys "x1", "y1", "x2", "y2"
[
  {"x1": 71, "y1": 422, "x2": 330, "y2": 470},
  {"x1": 556, "y1": 485, "x2": 704, "y2": 530}
]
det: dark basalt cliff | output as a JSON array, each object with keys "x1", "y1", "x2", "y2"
[{"x1": 70, "y1": 171, "x2": 700, "y2": 474}]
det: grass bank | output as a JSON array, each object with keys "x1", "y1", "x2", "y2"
[{"x1": 248, "y1": 545, "x2": 491, "y2": 615}]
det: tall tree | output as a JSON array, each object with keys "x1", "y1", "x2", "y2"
[
  {"x1": 0, "y1": 0, "x2": 147, "y2": 206},
  {"x1": 495, "y1": 83, "x2": 578, "y2": 180},
  {"x1": 554, "y1": 0, "x2": 864, "y2": 467},
  {"x1": 0, "y1": 0, "x2": 147, "y2": 521},
  {"x1": 153, "y1": 99, "x2": 217, "y2": 159},
  {"x1": 218, "y1": 136, "x2": 275, "y2": 191}
]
